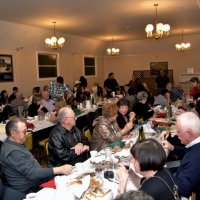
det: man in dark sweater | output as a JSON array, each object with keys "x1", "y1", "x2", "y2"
[
  {"x1": 162, "y1": 112, "x2": 200, "y2": 199},
  {"x1": 0, "y1": 118, "x2": 73, "y2": 194}
]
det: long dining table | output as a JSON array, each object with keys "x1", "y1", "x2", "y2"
[{"x1": 0, "y1": 107, "x2": 102, "y2": 154}]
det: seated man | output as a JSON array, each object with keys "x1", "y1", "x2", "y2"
[
  {"x1": 0, "y1": 118, "x2": 72, "y2": 194},
  {"x1": 41, "y1": 91, "x2": 55, "y2": 112},
  {"x1": 10, "y1": 91, "x2": 27, "y2": 117},
  {"x1": 48, "y1": 107, "x2": 90, "y2": 167},
  {"x1": 162, "y1": 112, "x2": 200, "y2": 199}
]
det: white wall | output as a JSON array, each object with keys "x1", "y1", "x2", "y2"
[{"x1": 1, "y1": 20, "x2": 200, "y2": 96}]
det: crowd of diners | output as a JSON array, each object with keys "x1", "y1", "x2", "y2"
[{"x1": 0, "y1": 70, "x2": 200, "y2": 200}]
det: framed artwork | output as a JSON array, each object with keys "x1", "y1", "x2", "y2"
[
  {"x1": 0, "y1": 54, "x2": 13, "y2": 82},
  {"x1": 37, "y1": 52, "x2": 59, "y2": 79},
  {"x1": 150, "y1": 62, "x2": 168, "y2": 75}
]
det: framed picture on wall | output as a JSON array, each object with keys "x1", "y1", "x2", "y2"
[
  {"x1": 150, "y1": 62, "x2": 168, "y2": 75},
  {"x1": 37, "y1": 52, "x2": 59, "y2": 79},
  {"x1": 0, "y1": 54, "x2": 13, "y2": 82}
]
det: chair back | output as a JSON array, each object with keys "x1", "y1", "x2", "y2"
[
  {"x1": 24, "y1": 132, "x2": 33, "y2": 151},
  {"x1": 83, "y1": 127, "x2": 92, "y2": 142}
]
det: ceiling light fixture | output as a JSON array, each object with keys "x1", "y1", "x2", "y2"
[
  {"x1": 45, "y1": 21, "x2": 65, "y2": 49},
  {"x1": 175, "y1": 30, "x2": 190, "y2": 51},
  {"x1": 145, "y1": 4, "x2": 170, "y2": 39},
  {"x1": 107, "y1": 38, "x2": 120, "y2": 56}
]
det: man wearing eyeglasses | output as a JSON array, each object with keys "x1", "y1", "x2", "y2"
[
  {"x1": 48, "y1": 107, "x2": 90, "y2": 167},
  {"x1": 0, "y1": 118, "x2": 73, "y2": 195}
]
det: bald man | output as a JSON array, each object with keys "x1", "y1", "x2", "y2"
[
  {"x1": 162, "y1": 112, "x2": 200, "y2": 199},
  {"x1": 48, "y1": 107, "x2": 90, "y2": 167}
]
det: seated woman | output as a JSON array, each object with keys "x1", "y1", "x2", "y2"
[
  {"x1": 28, "y1": 93, "x2": 48, "y2": 117},
  {"x1": 116, "y1": 98, "x2": 136, "y2": 129},
  {"x1": 117, "y1": 139, "x2": 178, "y2": 200},
  {"x1": 189, "y1": 77, "x2": 200, "y2": 98},
  {"x1": 132, "y1": 91, "x2": 154, "y2": 121},
  {"x1": 0, "y1": 90, "x2": 12, "y2": 122},
  {"x1": 90, "y1": 103, "x2": 133, "y2": 151}
]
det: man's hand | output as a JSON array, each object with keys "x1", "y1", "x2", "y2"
[
  {"x1": 161, "y1": 140, "x2": 174, "y2": 151},
  {"x1": 71, "y1": 143, "x2": 84, "y2": 155}
]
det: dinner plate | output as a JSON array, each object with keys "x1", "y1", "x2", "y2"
[{"x1": 82, "y1": 188, "x2": 112, "y2": 200}]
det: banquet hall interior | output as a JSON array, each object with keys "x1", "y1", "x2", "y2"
[{"x1": 0, "y1": 1, "x2": 200, "y2": 200}]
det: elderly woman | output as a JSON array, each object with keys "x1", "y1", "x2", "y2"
[
  {"x1": 28, "y1": 93, "x2": 48, "y2": 117},
  {"x1": 132, "y1": 91, "x2": 154, "y2": 121},
  {"x1": 116, "y1": 98, "x2": 136, "y2": 129},
  {"x1": 90, "y1": 103, "x2": 133, "y2": 151},
  {"x1": 117, "y1": 139, "x2": 178, "y2": 200}
]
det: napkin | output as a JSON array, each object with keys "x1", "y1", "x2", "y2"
[
  {"x1": 90, "y1": 155, "x2": 105, "y2": 163},
  {"x1": 70, "y1": 175, "x2": 90, "y2": 198},
  {"x1": 36, "y1": 188, "x2": 56, "y2": 200},
  {"x1": 115, "y1": 149, "x2": 130, "y2": 158},
  {"x1": 143, "y1": 123, "x2": 156, "y2": 134}
]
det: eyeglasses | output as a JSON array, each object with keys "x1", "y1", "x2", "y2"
[
  {"x1": 12, "y1": 129, "x2": 27, "y2": 135},
  {"x1": 66, "y1": 116, "x2": 77, "y2": 120}
]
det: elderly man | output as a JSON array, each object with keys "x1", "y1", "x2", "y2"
[
  {"x1": 48, "y1": 76, "x2": 71, "y2": 101},
  {"x1": 162, "y1": 112, "x2": 200, "y2": 199},
  {"x1": 48, "y1": 107, "x2": 90, "y2": 167},
  {"x1": 41, "y1": 90, "x2": 55, "y2": 112},
  {"x1": 0, "y1": 118, "x2": 72, "y2": 194}
]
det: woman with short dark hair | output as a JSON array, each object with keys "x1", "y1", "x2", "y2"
[
  {"x1": 117, "y1": 139, "x2": 178, "y2": 200},
  {"x1": 189, "y1": 77, "x2": 200, "y2": 97},
  {"x1": 90, "y1": 103, "x2": 133, "y2": 151},
  {"x1": 116, "y1": 98, "x2": 135, "y2": 129}
]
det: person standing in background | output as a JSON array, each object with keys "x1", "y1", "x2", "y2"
[
  {"x1": 48, "y1": 76, "x2": 71, "y2": 101},
  {"x1": 104, "y1": 72, "x2": 119, "y2": 97},
  {"x1": 155, "y1": 70, "x2": 169, "y2": 93}
]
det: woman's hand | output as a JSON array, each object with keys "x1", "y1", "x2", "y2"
[
  {"x1": 121, "y1": 122, "x2": 133, "y2": 135},
  {"x1": 129, "y1": 112, "x2": 136, "y2": 122}
]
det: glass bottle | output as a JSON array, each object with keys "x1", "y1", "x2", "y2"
[
  {"x1": 104, "y1": 147, "x2": 114, "y2": 179},
  {"x1": 168, "y1": 102, "x2": 173, "y2": 120},
  {"x1": 137, "y1": 126, "x2": 145, "y2": 142}
]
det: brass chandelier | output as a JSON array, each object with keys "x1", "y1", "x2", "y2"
[
  {"x1": 175, "y1": 30, "x2": 190, "y2": 51},
  {"x1": 145, "y1": 4, "x2": 170, "y2": 39},
  {"x1": 107, "y1": 38, "x2": 120, "y2": 56},
  {"x1": 45, "y1": 21, "x2": 65, "y2": 49}
]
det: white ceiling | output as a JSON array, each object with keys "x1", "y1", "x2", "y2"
[{"x1": 0, "y1": 0, "x2": 200, "y2": 42}]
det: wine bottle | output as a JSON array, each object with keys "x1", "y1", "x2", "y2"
[{"x1": 137, "y1": 126, "x2": 145, "y2": 142}]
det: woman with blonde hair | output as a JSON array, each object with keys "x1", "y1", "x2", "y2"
[{"x1": 90, "y1": 103, "x2": 133, "y2": 151}]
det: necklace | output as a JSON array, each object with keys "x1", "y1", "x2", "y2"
[{"x1": 142, "y1": 169, "x2": 179, "y2": 200}]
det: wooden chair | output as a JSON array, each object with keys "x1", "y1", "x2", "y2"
[
  {"x1": 24, "y1": 132, "x2": 33, "y2": 152},
  {"x1": 83, "y1": 127, "x2": 92, "y2": 142},
  {"x1": 38, "y1": 138, "x2": 49, "y2": 164}
]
